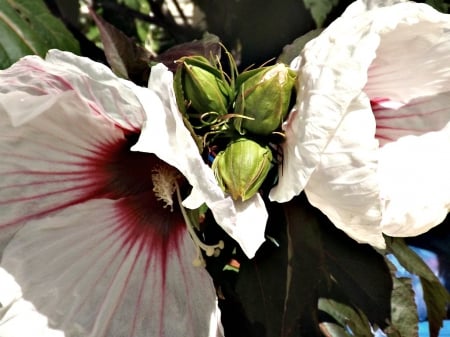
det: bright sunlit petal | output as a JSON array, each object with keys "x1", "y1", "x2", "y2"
[
  {"x1": 304, "y1": 95, "x2": 384, "y2": 248},
  {"x1": 232, "y1": 194, "x2": 268, "y2": 256},
  {"x1": 271, "y1": 0, "x2": 450, "y2": 245},
  {"x1": 364, "y1": 6, "x2": 450, "y2": 103},
  {"x1": 0, "y1": 295, "x2": 64, "y2": 337},
  {"x1": 379, "y1": 128, "x2": 450, "y2": 238},
  {"x1": 269, "y1": 0, "x2": 379, "y2": 203}
]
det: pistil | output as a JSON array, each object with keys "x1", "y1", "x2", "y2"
[{"x1": 175, "y1": 183, "x2": 224, "y2": 267}]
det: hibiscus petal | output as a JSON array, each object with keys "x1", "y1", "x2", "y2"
[
  {"x1": 0, "y1": 88, "x2": 128, "y2": 246},
  {"x1": 0, "y1": 291, "x2": 64, "y2": 337},
  {"x1": 0, "y1": 268, "x2": 64, "y2": 337},
  {"x1": 131, "y1": 64, "x2": 267, "y2": 257},
  {"x1": 0, "y1": 54, "x2": 223, "y2": 336},
  {"x1": 269, "y1": 0, "x2": 379, "y2": 203},
  {"x1": 379, "y1": 128, "x2": 450, "y2": 238},
  {"x1": 362, "y1": 2, "x2": 450, "y2": 146},
  {"x1": 229, "y1": 194, "x2": 267, "y2": 256},
  {"x1": 363, "y1": 3, "x2": 450, "y2": 103},
  {"x1": 304, "y1": 95, "x2": 385, "y2": 248},
  {"x1": 0, "y1": 50, "x2": 145, "y2": 131},
  {"x1": 1, "y1": 199, "x2": 222, "y2": 337},
  {"x1": 372, "y1": 93, "x2": 450, "y2": 146},
  {"x1": 270, "y1": 0, "x2": 450, "y2": 246}
]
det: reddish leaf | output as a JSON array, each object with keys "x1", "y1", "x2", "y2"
[
  {"x1": 90, "y1": 8, "x2": 153, "y2": 85},
  {"x1": 155, "y1": 34, "x2": 222, "y2": 72}
]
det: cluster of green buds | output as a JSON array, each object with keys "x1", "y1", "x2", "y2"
[{"x1": 173, "y1": 52, "x2": 297, "y2": 201}]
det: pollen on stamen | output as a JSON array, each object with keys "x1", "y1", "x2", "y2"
[{"x1": 151, "y1": 165, "x2": 179, "y2": 211}]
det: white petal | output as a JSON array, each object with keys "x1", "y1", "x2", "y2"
[
  {"x1": 0, "y1": 89, "x2": 127, "y2": 245},
  {"x1": 0, "y1": 268, "x2": 22, "y2": 310},
  {"x1": 1, "y1": 200, "x2": 223, "y2": 337},
  {"x1": 270, "y1": 0, "x2": 450, "y2": 245},
  {"x1": 270, "y1": 0, "x2": 379, "y2": 202},
  {"x1": 131, "y1": 64, "x2": 234, "y2": 223},
  {"x1": 227, "y1": 194, "x2": 267, "y2": 257},
  {"x1": 182, "y1": 189, "x2": 267, "y2": 257},
  {"x1": 364, "y1": 3, "x2": 450, "y2": 103},
  {"x1": 0, "y1": 56, "x2": 223, "y2": 336},
  {"x1": 304, "y1": 95, "x2": 384, "y2": 248},
  {"x1": 0, "y1": 51, "x2": 145, "y2": 131},
  {"x1": 131, "y1": 64, "x2": 267, "y2": 257},
  {"x1": 373, "y1": 92, "x2": 450, "y2": 146},
  {"x1": 379, "y1": 127, "x2": 450, "y2": 237},
  {"x1": 0, "y1": 293, "x2": 64, "y2": 337}
]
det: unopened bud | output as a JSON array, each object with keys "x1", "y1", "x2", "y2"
[
  {"x1": 234, "y1": 63, "x2": 296, "y2": 135},
  {"x1": 212, "y1": 138, "x2": 273, "y2": 201},
  {"x1": 174, "y1": 55, "x2": 232, "y2": 117}
]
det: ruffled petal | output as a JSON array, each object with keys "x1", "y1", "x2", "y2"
[
  {"x1": 131, "y1": 64, "x2": 267, "y2": 257},
  {"x1": 364, "y1": 3, "x2": 450, "y2": 103},
  {"x1": 363, "y1": 2, "x2": 450, "y2": 145},
  {"x1": 269, "y1": 0, "x2": 379, "y2": 203},
  {"x1": 0, "y1": 50, "x2": 145, "y2": 131},
  {"x1": 379, "y1": 127, "x2": 450, "y2": 238},
  {"x1": 304, "y1": 94, "x2": 384, "y2": 248},
  {"x1": 271, "y1": 0, "x2": 450, "y2": 244}
]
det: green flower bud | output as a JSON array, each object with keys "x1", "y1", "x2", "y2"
[
  {"x1": 212, "y1": 138, "x2": 273, "y2": 201},
  {"x1": 234, "y1": 63, "x2": 296, "y2": 135},
  {"x1": 174, "y1": 55, "x2": 232, "y2": 117}
]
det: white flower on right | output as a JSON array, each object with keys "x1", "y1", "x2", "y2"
[{"x1": 270, "y1": 0, "x2": 450, "y2": 248}]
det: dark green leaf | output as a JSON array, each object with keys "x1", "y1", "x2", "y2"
[
  {"x1": 302, "y1": 0, "x2": 339, "y2": 28},
  {"x1": 234, "y1": 201, "x2": 289, "y2": 337},
  {"x1": 386, "y1": 238, "x2": 436, "y2": 280},
  {"x1": 318, "y1": 298, "x2": 373, "y2": 337},
  {"x1": 421, "y1": 277, "x2": 450, "y2": 337},
  {"x1": 281, "y1": 195, "x2": 324, "y2": 337},
  {"x1": 277, "y1": 29, "x2": 323, "y2": 65},
  {"x1": 233, "y1": 194, "x2": 392, "y2": 337},
  {"x1": 425, "y1": 0, "x2": 449, "y2": 13},
  {"x1": 155, "y1": 33, "x2": 221, "y2": 73},
  {"x1": 0, "y1": 0, "x2": 79, "y2": 69},
  {"x1": 384, "y1": 261, "x2": 419, "y2": 337},
  {"x1": 284, "y1": 194, "x2": 391, "y2": 335},
  {"x1": 386, "y1": 237, "x2": 450, "y2": 337}
]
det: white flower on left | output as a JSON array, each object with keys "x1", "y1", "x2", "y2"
[{"x1": 0, "y1": 50, "x2": 266, "y2": 337}]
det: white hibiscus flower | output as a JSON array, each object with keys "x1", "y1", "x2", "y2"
[{"x1": 270, "y1": 0, "x2": 450, "y2": 248}]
